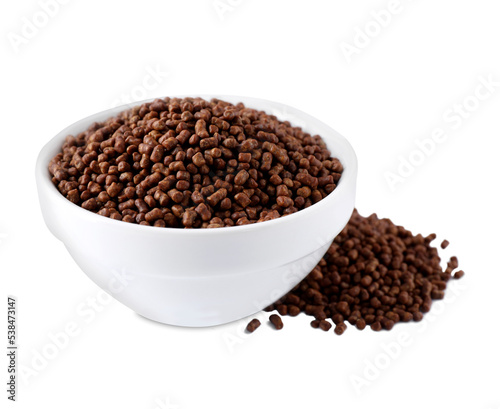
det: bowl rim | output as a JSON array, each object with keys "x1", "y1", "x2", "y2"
[{"x1": 36, "y1": 95, "x2": 357, "y2": 237}]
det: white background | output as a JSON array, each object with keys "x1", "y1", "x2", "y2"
[{"x1": 1, "y1": 1, "x2": 500, "y2": 408}]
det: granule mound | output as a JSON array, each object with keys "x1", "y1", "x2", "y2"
[
  {"x1": 48, "y1": 97, "x2": 342, "y2": 228},
  {"x1": 262, "y1": 209, "x2": 464, "y2": 334}
]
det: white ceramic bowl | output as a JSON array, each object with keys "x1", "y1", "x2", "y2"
[{"x1": 36, "y1": 96, "x2": 357, "y2": 327}]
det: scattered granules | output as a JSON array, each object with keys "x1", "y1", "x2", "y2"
[
  {"x1": 245, "y1": 318, "x2": 261, "y2": 333},
  {"x1": 255, "y1": 209, "x2": 464, "y2": 335},
  {"x1": 269, "y1": 314, "x2": 283, "y2": 330}
]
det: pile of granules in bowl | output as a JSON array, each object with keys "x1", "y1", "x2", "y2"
[
  {"x1": 246, "y1": 209, "x2": 464, "y2": 334},
  {"x1": 48, "y1": 97, "x2": 343, "y2": 228}
]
